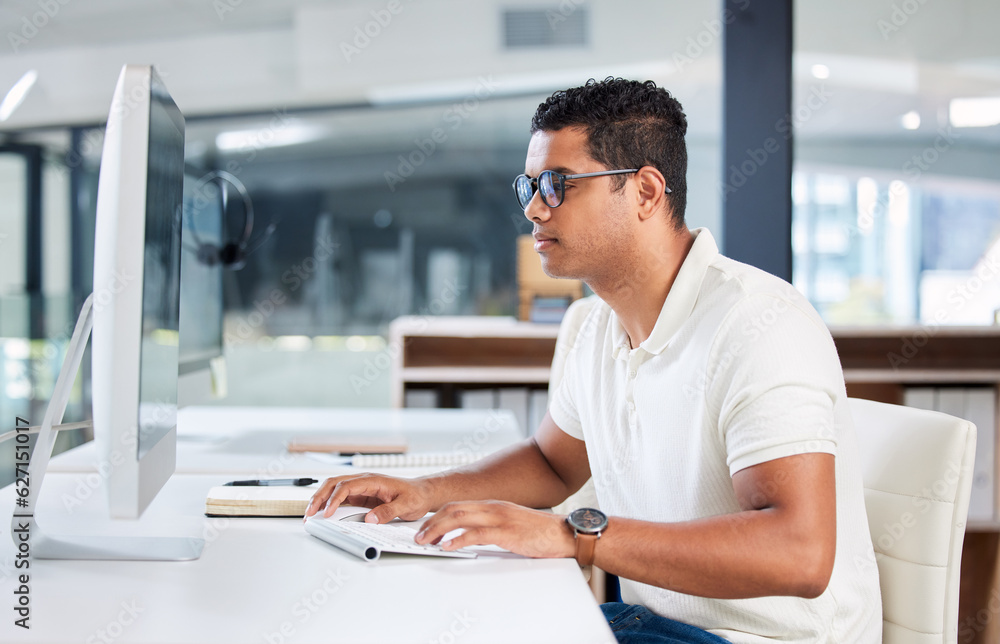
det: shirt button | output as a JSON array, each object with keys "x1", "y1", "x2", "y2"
[
  {"x1": 628, "y1": 402, "x2": 636, "y2": 411},
  {"x1": 628, "y1": 370, "x2": 637, "y2": 378}
]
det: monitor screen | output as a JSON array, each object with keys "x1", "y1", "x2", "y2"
[{"x1": 137, "y1": 82, "x2": 184, "y2": 460}]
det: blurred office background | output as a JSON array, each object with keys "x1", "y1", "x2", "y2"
[{"x1": 1, "y1": 0, "x2": 999, "y2": 447}]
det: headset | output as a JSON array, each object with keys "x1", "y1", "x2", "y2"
[{"x1": 184, "y1": 170, "x2": 275, "y2": 270}]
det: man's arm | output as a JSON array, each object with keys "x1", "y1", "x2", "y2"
[
  {"x1": 584, "y1": 452, "x2": 836, "y2": 598},
  {"x1": 420, "y1": 411, "x2": 592, "y2": 511},
  {"x1": 418, "y1": 449, "x2": 837, "y2": 599},
  {"x1": 303, "y1": 412, "x2": 591, "y2": 522}
]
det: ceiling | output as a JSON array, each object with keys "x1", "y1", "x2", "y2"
[{"x1": 0, "y1": 0, "x2": 998, "y2": 183}]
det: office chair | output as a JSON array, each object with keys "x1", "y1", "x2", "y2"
[{"x1": 849, "y1": 397, "x2": 977, "y2": 644}]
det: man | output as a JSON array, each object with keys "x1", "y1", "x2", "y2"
[{"x1": 305, "y1": 78, "x2": 881, "y2": 643}]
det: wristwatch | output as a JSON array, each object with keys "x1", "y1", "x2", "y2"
[{"x1": 566, "y1": 508, "x2": 608, "y2": 567}]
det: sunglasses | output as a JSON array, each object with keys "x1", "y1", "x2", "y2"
[{"x1": 513, "y1": 168, "x2": 670, "y2": 211}]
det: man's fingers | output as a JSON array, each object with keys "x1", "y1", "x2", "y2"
[
  {"x1": 323, "y1": 479, "x2": 395, "y2": 518},
  {"x1": 322, "y1": 480, "x2": 365, "y2": 517},
  {"x1": 416, "y1": 504, "x2": 500, "y2": 544},
  {"x1": 306, "y1": 474, "x2": 425, "y2": 521},
  {"x1": 364, "y1": 501, "x2": 401, "y2": 524},
  {"x1": 440, "y1": 527, "x2": 498, "y2": 551},
  {"x1": 305, "y1": 476, "x2": 349, "y2": 517},
  {"x1": 345, "y1": 495, "x2": 381, "y2": 509}
]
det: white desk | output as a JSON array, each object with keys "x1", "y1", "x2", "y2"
[
  {"x1": 1, "y1": 407, "x2": 615, "y2": 643},
  {"x1": 51, "y1": 406, "x2": 525, "y2": 474}
]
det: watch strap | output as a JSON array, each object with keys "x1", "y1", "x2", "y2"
[{"x1": 575, "y1": 532, "x2": 598, "y2": 567}]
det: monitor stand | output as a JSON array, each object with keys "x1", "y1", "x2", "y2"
[{"x1": 9, "y1": 294, "x2": 204, "y2": 561}]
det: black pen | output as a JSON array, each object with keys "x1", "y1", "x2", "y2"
[{"x1": 224, "y1": 478, "x2": 318, "y2": 486}]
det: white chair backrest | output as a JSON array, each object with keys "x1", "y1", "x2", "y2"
[{"x1": 849, "y1": 397, "x2": 977, "y2": 644}]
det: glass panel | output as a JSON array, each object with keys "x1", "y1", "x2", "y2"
[
  {"x1": 794, "y1": 1, "x2": 1000, "y2": 326},
  {"x1": 0, "y1": 154, "x2": 26, "y2": 301},
  {"x1": 0, "y1": 138, "x2": 87, "y2": 489},
  {"x1": 175, "y1": 2, "x2": 724, "y2": 407},
  {"x1": 0, "y1": 153, "x2": 30, "y2": 488},
  {"x1": 1, "y1": 1, "x2": 725, "y2": 410}
]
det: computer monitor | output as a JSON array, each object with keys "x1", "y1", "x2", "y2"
[
  {"x1": 91, "y1": 64, "x2": 186, "y2": 521},
  {"x1": 10, "y1": 64, "x2": 203, "y2": 560}
]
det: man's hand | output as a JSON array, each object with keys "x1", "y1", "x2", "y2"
[
  {"x1": 304, "y1": 473, "x2": 434, "y2": 523},
  {"x1": 414, "y1": 500, "x2": 576, "y2": 559}
]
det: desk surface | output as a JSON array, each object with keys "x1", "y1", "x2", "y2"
[
  {"x1": 50, "y1": 406, "x2": 524, "y2": 475},
  {"x1": 2, "y1": 407, "x2": 614, "y2": 643}
]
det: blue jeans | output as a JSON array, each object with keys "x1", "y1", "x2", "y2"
[{"x1": 601, "y1": 603, "x2": 728, "y2": 644}]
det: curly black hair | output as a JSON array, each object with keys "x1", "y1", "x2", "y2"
[{"x1": 531, "y1": 77, "x2": 688, "y2": 227}]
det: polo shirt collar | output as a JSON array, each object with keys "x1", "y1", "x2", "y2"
[{"x1": 610, "y1": 228, "x2": 719, "y2": 357}]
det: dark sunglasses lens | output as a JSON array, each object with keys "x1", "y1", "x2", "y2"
[
  {"x1": 539, "y1": 171, "x2": 561, "y2": 207},
  {"x1": 514, "y1": 176, "x2": 534, "y2": 209}
]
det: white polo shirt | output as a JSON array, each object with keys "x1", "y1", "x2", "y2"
[{"x1": 549, "y1": 229, "x2": 881, "y2": 643}]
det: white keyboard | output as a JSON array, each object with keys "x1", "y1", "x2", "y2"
[{"x1": 305, "y1": 517, "x2": 477, "y2": 562}]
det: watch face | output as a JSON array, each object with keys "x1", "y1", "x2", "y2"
[{"x1": 569, "y1": 508, "x2": 607, "y2": 533}]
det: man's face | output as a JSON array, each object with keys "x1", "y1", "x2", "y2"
[{"x1": 522, "y1": 127, "x2": 636, "y2": 282}]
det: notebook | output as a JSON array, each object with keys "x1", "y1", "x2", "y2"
[
  {"x1": 304, "y1": 507, "x2": 478, "y2": 562},
  {"x1": 205, "y1": 485, "x2": 318, "y2": 517}
]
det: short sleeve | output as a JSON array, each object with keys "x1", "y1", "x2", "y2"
[
  {"x1": 705, "y1": 294, "x2": 841, "y2": 476},
  {"x1": 549, "y1": 371, "x2": 584, "y2": 440},
  {"x1": 549, "y1": 351, "x2": 583, "y2": 440},
  {"x1": 545, "y1": 297, "x2": 599, "y2": 441}
]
